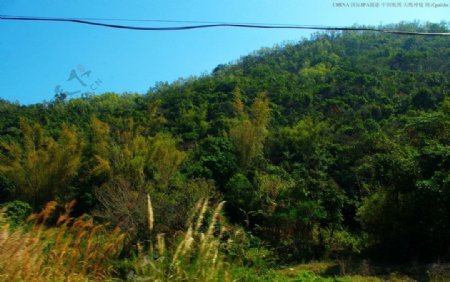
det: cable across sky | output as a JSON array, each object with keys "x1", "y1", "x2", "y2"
[{"x1": 1, "y1": 15, "x2": 450, "y2": 36}]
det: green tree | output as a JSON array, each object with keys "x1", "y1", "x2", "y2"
[
  {"x1": 0, "y1": 119, "x2": 83, "y2": 207},
  {"x1": 230, "y1": 92, "x2": 270, "y2": 169}
]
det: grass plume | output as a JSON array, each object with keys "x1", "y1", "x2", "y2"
[
  {"x1": 0, "y1": 201, "x2": 124, "y2": 281},
  {"x1": 132, "y1": 198, "x2": 230, "y2": 281}
]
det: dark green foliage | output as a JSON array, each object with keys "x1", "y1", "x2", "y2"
[
  {"x1": 356, "y1": 107, "x2": 450, "y2": 261},
  {"x1": 185, "y1": 136, "x2": 238, "y2": 188},
  {"x1": 0, "y1": 200, "x2": 32, "y2": 228},
  {"x1": 225, "y1": 173, "x2": 255, "y2": 221}
]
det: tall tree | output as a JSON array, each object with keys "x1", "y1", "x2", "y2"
[
  {"x1": 229, "y1": 92, "x2": 270, "y2": 169},
  {"x1": 0, "y1": 119, "x2": 83, "y2": 207}
]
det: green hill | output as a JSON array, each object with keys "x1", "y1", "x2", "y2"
[{"x1": 1, "y1": 22, "x2": 449, "y2": 267}]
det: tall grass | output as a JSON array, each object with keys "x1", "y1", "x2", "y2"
[
  {"x1": 0, "y1": 200, "x2": 125, "y2": 281},
  {"x1": 0, "y1": 196, "x2": 232, "y2": 281},
  {"x1": 130, "y1": 196, "x2": 231, "y2": 281}
]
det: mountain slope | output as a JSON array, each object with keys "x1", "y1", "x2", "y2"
[{"x1": 0, "y1": 22, "x2": 449, "y2": 262}]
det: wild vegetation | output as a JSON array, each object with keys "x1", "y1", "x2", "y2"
[{"x1": 0, "y1": 22, "x2": 449, "y2": 280}]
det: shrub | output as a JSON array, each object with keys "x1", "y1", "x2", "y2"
[{"x1": 0, "y1": 200, "x2": 32, "y2": 228}]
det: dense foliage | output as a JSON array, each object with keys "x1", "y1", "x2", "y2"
[{"x1": 1, "y1": 22, "x2": 449, "y2": 273}]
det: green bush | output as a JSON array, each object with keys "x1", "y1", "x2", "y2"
[{"x1": 0, "y1": 200, "x2": 32, "y2": 228}]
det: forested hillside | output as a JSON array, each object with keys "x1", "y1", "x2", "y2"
[{"x1": 1, "y1": 22, "x2": 449, "y2": 281}]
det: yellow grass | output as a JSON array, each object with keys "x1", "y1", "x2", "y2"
[{"x1": 0, "y1": 201, "x2": 125, "y2": 282}]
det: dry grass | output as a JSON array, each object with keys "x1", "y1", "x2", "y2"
[
  {"x1": 0, "y1": 200, "x2": 125, "y2": 282},
  {"x1": 0, "y1": 196, "x2": 232, "y2": 281}
]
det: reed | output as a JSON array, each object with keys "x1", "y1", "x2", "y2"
[
  {"x1": 132, "y1": 197, "x2": 231, "y2": 281},
  {"x1": 0, "y1": 196, "x2": 232, "y2": 281},
  {"x1": 0, "y1": 201, "x2": 125, "y2": 282}
]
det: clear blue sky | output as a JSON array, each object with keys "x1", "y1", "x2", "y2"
[{"x1": 1, "y1": 0, "x2": 449, "y2": 104}]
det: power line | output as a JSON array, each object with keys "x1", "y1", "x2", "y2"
[
  {"x1": 1, "y1": 15, "x2": 449, "y2": 36},
  {"x1": 0, "y1": 14, "x2": 313, "y2": 26},
  {"x1": 0, "y1": 15, "x2": 344, "y2": 28}
]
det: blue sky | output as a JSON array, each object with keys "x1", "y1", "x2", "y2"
[{"x1": 1, "y1": 0, "x2": 449, "y2": 104}]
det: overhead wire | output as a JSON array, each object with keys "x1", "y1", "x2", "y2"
[{"x1": 1, "y1": 15, "x2": 450, "y2": 36}]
